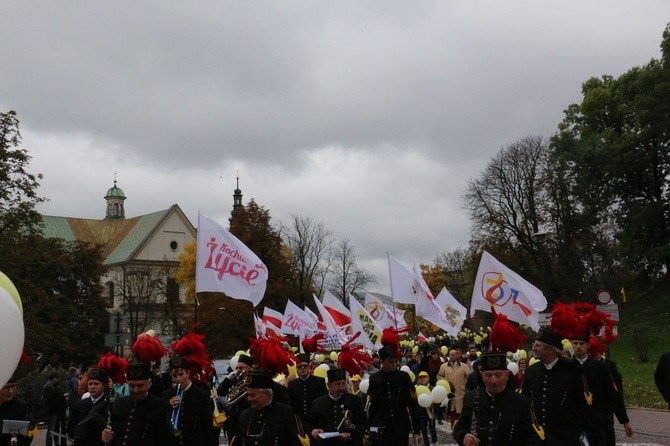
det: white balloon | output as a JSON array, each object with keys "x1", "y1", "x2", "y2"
[
  {"x1": 418, "y1": 393, "x2": 433, "y2": 408},
  {"x1": 229, "y1": 355, "x2": 239, "y2": 369},
  {"x1": 400, "y1": 365, "x2": 411, "y2": 373},
  {"x1": 0, "y1": 288, "x2": 24, "y2": 388},
  {"x1": 359, "y1": 378, "x2": 370, "y2": 394},
  {"x1": 431, "y1": 385, "x2": 448, "y2": 404},
  {"x1": 507, "y1": 362, "x2": 519, "y2": 375}
]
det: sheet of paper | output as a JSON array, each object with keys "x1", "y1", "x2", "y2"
[{"x1": 318, "y1": 432, "x2": 342, "y2": 439}]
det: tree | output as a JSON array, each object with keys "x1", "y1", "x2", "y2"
[
  {"x1": 552, "y1": 25, "x2": 670, "y2": 281},
  {"x1": 281, "y1": 215, "x2": 333, "y2": 306},
  {"x1": 329, "y1": 239, "x2": 376, "y2": 305},
  {"x1": 0, "y1": 110, "x2": 45, "y2": 237}
]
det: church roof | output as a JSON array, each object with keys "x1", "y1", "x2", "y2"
[{"x1": 40, "y1": 207, "x2": 173, "y2": 266}]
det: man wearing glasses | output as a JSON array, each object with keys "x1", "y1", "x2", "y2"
[
  {"x1": 236, "y1": 371, "x2": 300, "y2": 446},
  {"x1": 453, "y1": 352, "x2": 536, "y2": 446},
  {"x1": 100, "y1": 362, "x2": 171, "y2": 446},
  {"x1": 288, "y1": 353, "x2": 326, "y2": 427}
]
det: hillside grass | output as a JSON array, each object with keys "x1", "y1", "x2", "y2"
[{"x1": 607, "y1": 281, "x2": 670, "y2": 408}]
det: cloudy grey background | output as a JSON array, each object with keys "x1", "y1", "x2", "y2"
[{"x1": 1, "y1": 2, "x2": 668, "y2": 293}]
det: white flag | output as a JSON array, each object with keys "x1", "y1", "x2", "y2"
[
  {"x1": 434, "y1": 287, "x2": 467, "y2": 337},
  {"x1": 388, "y1": 254, "x2": 420, "y2": 304},
  {"x1": 364, "y1": 293, "x2": 407, "y2": 330},
  {"x1": 322, "y1": 291, "x2": 353, "y2": 340},
  {"x1": 411, "y1": 263, "x2": 458, "y2": 336},
  {"x1": 349, "y1": 296, "x2": 383, "y2": 349},
  {"x1": 253, "y1": 313, "x2": 265, "y2": 338},
  {"x1": 196, "y1": 213, "x2": 268, "y2": 306},
  {"x1": 282, "y1": 300, "x2": 312, "y2": 336},
  {"x1": 470, "y1": 251, "x2": 547, "y2": 331}
]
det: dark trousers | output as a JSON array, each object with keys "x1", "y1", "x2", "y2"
[
  {"x1": 419, "y1": 415, "x2": 436, "y2": 446},
  {"x1": 378, "y1": 433, "x2": 411, "y2": 446}
]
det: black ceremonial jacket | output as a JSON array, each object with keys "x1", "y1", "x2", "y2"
[
  {"x1": 367, "y1": 369, "x2": 420, "y2": 436},
  {"x1": 163, "y1": 383, "x2": 213, "y2": 446},
  {"x1": 102, "y1": 393, "x2": 171, "y2": 446},
  {"x1": 237, "y1": 400, "x2": 300, "y2": 446},
  {"x1": 521, "y1": 358, "x2": 587, "y2": 446},
  {"x1": 0, "y1": 397, "x2": 31, "y2": 446},
  {"x1": 288, "y1": 376, "x2": 327, "y2": 421},
  {"x1": 453, "y1": 387, "x2": 539, "y2": 446},
  {"x1": 308, "y1": 393, "x2": 366, "y2": 446}
]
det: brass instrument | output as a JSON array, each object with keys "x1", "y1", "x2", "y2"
[
  {"x1": 226, "y1": 374, "x2": 250, "y2": 406},
  {"x1": 171, "y1": 383, "x2": 184, "y2": 436}
]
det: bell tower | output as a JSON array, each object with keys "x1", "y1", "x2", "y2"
[{"x1": 104, "y1": 173, "x2": 126, "y2": 219}]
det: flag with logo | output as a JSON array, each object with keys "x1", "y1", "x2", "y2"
[
  {"x1": 363, "y1": 292, "x2": 408, "y2": 330},
  {"x1": 349, "y1": 296, "x2": 383, "y2": 349},
  {"x1": 471, "y1": 251, "x2": 547, "y2": 331},
  {"x1": 411, "y1": 263, "x2": 458, "y2": 336},
  {"x1": 313, "y1": 295, "x2": 345, "y2": 346},
  {"x1": 434, "y1": 287, "x2": 467, "y2": 337},
  {"x1": 282, "y1": 300, "x2": 312, "y2": 336},
  {"x1": 196, "y1": 213, "x2": 268, "y2": 306}
]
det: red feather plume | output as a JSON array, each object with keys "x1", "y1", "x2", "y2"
[
  {"x1": 131, "y1": 332, "x2": 169, "y2": 364},
  {"x1": 588, "y1": 334, "x2": 607, "y2": 358},
  {"x1": 381, "y1": 327, "x2": 408, "y2": 359},
  {"x1": 489, "y1": 310, "x2": 526, "y2": 353},
  {"x1": 302, "y1": 333, "x2": 326, "y2": 355},
  {"x1": 172, "y1": 325, "x2": 214, "y2": 383},
  {"x1": 97, "y1": 352, "x2": 128, "y2": 384},
  {"x1": 338, "y1": 332, "x2": 373, "y2": 376},
  {"x1": 249, "y1": 337, "x2": 298, "y2": 376},
  {"x1": 549, "y1": 301, "x2": 582, "y2": 340}
]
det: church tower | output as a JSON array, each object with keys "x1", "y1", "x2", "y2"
[
  {"x1": 104, "y1": 174, "x2": 126, "y2": 219},
  {"x1": 233, "y1": 173, "x2": 243, "y2": 210}
]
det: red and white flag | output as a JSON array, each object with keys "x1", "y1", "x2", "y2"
[
  {"x1": 410, "y1": 263, "x2": 457, "y2": 336},
  {"x1": 313, "y1": 294, "x2": 345, "y2": 346},
  {"x1": 196, "y1": 213, "x2": 268, "y2": 307},
  {"x1": 322, "y1": 291, "x2": 352, "y2": 338},
  {"x1": 282, "y1": 300, "x2": 312, "y2": 336},
  {"x1": 262, "y1": 307, "x2": 284, "y2": 331},
  {"x1": 471, "y1": 251, "x2": 547, "y2": 331}
]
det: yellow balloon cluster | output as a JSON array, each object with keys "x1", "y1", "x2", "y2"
[
  {"x1": 416, "y1": 385, "x2": 430, "y2": 396},
  {"x1": 435, "y1": 379, "x2": 451, "y2": 395}
]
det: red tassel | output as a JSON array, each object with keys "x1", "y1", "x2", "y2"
[
  {"x1": 302, "y1": 333, "x2": 326, "y2": 355},
  {"x1": 98, "y1": 352, "x2": 128, "y2": 384},
  {"x1": 131, "y1": 332, "x2": 169, "y2": 364},
  {"x1": 490, "y1": 310, "x2": 526, "y2": 353},
  {"x1": 338, "y1": 332, "x2": 373, "y2": 376},
  {"x1": 249, "y1": 337, "x2": 298, "y2": 376}
]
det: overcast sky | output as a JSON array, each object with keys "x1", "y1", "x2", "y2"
[{"x1": 1, "y1": 2, "x2": 668, "y2": 294}]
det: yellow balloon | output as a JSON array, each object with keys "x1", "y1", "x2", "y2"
[
  {"x1": 440, "y1": 345, "x2": 448, "y2": 355},
  {"x1": 529, "y1": 357, "x2": 540, "y2": 366},
  {"x1": 315, "y1": 354, "x2": 325, "y2": 363},
  {"x1": 517, "y1": 349, "x2": 528, "y2": 359},
  {"x1": 412, "y1": 346, "x2": 419, "y2": 353},
  {"x1": 330, "y1": 351, "x2": 338, "y2": 362},
  {"x1": 416, "y1": 385, "x2": 430, "y2": 396},
  {"x1": 0, "y1": 271, "x2": 22, "y2": 315},
  {"x1": 287, "y1": 362, "x2": 297, "y2": 378},
  {"x1": 436, "y1": 379, "x2": 451, "y2": 394},
  {"x1": 235, "y1": 350, "x2": 247, "y2": 357},
  {"x1": 408, "y1": 371, "x2": 415, "y2": 382},
  {"x1": 313, "y1": 364, "x2": 328, "y2": 379}
]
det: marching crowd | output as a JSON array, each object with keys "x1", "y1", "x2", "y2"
[{"x1": 3, "y1": 321, "x2": 661, "y2": 446}]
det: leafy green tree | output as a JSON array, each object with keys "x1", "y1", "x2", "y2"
[
  {"x1": 552, "y1": 25, "x2": 670, "y2": 281},
  {"x1": 0, "y1": 110, "x2": 45, "y2": 236}
]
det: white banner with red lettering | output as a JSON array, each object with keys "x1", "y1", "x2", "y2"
[{"x1": 196, "y1": 213, "x2": 268, "y2": 306}]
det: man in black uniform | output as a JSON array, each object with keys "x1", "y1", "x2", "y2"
[
  {"x1": 366, "y1": 345, "x2": 421, "y2": 446},
  {"x1": 288, "y1": 353, "x2": 327, "y2": 427},
  {"x1": 0, "y1": 374, "x2": 32, "y2": 446},
  {"x1": 453, "y1": 352, "x2": 538, "y2": 446},
  {"x1": 522, "y1": 328, "x2": 588, "y2": 446},
  {"x1": 654, "y1": 351, "x2": 670, "y2": 410},
  {"x1": 163, "y1": 356, "x2": 213, "y2": 446},
  {"x1": 219, "y1": 354, "x2": 254, "y2": 440},
  {"x1": 571, "y1": 334, "x2": 633, "y2": 446},
  {"x1": 236, "y1": 370, "x2": 300, "y2": 446},
  {"x1": 308, "y1": 368, "x2": 366, "y2": 446},
  {"x1": 100, "y1": 362, "x2": 172, "y2": 446},
  {"x1": 68, "y1": 367, "x2": 109, "y2": 443}
]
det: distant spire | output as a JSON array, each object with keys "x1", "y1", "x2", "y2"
[
  {"x1": 233, "y1": 171, "x2": 243, "y2": 209},
  {"x1": 104, "y1": 172, "x2": 126, "y2": 219}
]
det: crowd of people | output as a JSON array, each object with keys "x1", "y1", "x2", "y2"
[{"x1": 1, "y1": 323, "x2": 658, "y2": 446}]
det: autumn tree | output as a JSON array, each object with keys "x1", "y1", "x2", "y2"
[{"x1": 328, "y1": 238, "x2": 376, "y2": 305}]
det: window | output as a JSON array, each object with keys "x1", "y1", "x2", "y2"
[
  {"x1": 107, "y1": 281, "x2": 115, "y2": 306},
  {"x1": 166, "y1": 278, "x2": 179, "y2": 302},
  {"x1": 169, "y1": 240, "x2": 179, "y2": 252}
]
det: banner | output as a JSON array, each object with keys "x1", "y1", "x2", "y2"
[
  {"x1": 196, "y1": 213, "x2": 268, "y2": 306},
  {"x1": 470, "y1": 251, "x2": 547, "y2": 331},
  {"x1": 411, "y1": 263, "x2": 457, "y2": 336},
  {"x1": 434, "y1": 287, "x2": 466, "y2": 337},
  {"x1": 364, "y1": 293, "x2": 407, "y2": 330},
  {"x1": 313, "y1": 295, "x2": 345, "y2": 346},
  {"x1": 349, "y1": 296, "x2": 383, "y2": 349},
  {"x1": 282, "y1": 300, "x2": 312, "y2": 336},
  {"x1": 253, "y1": 313, "x2": 265, "y2": 338},
  {"x1": 322, "y1": 291, "x2": 353, "y2": 340}
]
